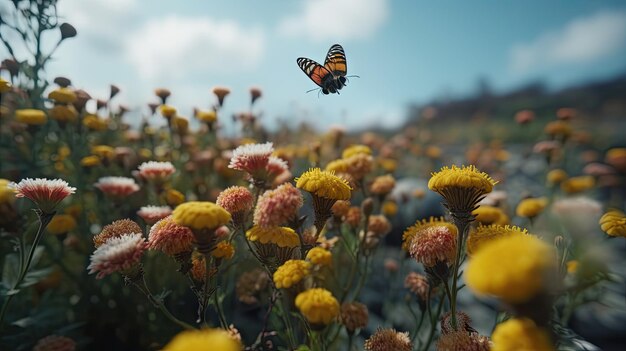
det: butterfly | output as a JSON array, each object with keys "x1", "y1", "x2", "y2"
[{"x1": 297, "y1": 44, "x2": 356, "y2": 95}]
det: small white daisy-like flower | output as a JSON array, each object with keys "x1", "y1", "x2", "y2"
[
  {"x1": 9, "y1": 178, "x2": 76, "y2": 213},
  {"x1": 94, "y1": 177, "x2": 140, "y2": 197},
  {"x1": 137, "y1": 205, "x2": 173, "y2": 225},
  {"x1": 138, "y1": 161, "x2": 176, "y2": 181},
  {"x1": 228, "y1": 142, "x2": 274, "y2": 178},
  {"x1": 88, "y1": 233, "x2": 146, "y2": 279}
]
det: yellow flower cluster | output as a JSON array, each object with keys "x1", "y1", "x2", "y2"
[
  {"x1": 428, "y1": 165, "x2": 497, "y2": 193},
  {"x1": 48, "y1": 88, "x2": 77, "y2": 103},
  {"x1": 163, "y1": 329, "x2": 241, "y2": 351},
  {"x1": 195, "y1": 110, "x2": 217, "y2": 123},
  {"x1": 473, "y1": 205, "x2": 509, "y2": 225},
  {"x1": 172, "y1": 202, "x2": 231, "y2": 230},
  {"x1": 402, "y1": 217, "x2": 457, "y2": 251},
  {"x1": 599, "y1": 210, "x2": 626, "y2": 237},
  {"x1": 515, "y1": 197, "x2": 548, "y2": 219},
  {"x1": 47, "y1": 214, "x2": 77, "y2": 235},
  {"x1": 561, "y1": 176, "x2": 595, "y2": 194},
  {"x1": 211, "y1": 241, "x2": 235, "y2": 260},
  {"x1": 246, "y1": 225, "x2": 300, "y2": 248},
  {"x1": 15, "y1": 109, "x2": 47, "y2": 125},
  {"x1": 546, "y1": 169, "x2": 568, "y2": 185},
  {"x1": 342, "y1": 144, "x2": 372, "y2": 158},
  {"x1": 273, "y1": 259, "x2": 311, "y2": 288},
  {"x1": 306, "y1": 247, "x2": 332, "y2": 266},
  {"x1": 466, "y1": 224, "x2": 528, "y2": 255},
  {"x1": 0, "y1": 179, "x2": 15, "y2": 205},
  {"x1": 296, "y1": 168, "x2": 351, "y2": 200},
  {"x1": 160, "y1": 104, "x2": 177, "y2": 119},
  {"x1": 466, "y1": 234, "x2": 555, "y2": 303},
  {"x1": 295, "y1": 288, "x2": 340, "y2": 325},
  {"x1": 491, "y1": 318, "x2": 554, "y2": 351}
]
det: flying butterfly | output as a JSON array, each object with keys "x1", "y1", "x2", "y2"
[{"x1": 297, "y1": 44, "x2": 356, "y2": 95}]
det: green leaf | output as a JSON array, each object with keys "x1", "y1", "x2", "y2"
[
  {"x1": 2, "y1": 253, "x2": 20, "y2": 289},
  {"x1": 20, "y1": 267, "x2": 54, "y2": 288},
  {"x1": 295, "y1": 346, "x2": 311, "y2": 351}
]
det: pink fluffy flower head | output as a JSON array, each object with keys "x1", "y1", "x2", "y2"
[
  {"x1": 409, "y1": 225, "x2": 457, "y2": 268},
  {"x1": 94, "y1": 176, "x2": 140, "y2": 198},
  {"x1": 266, "y1": 156, "x2": 289, "y2": 181},
  {"x1": 254, "y1": 183, "x2": 304, "y2": 227},
  {"x1": 88, "y1": 233, "x2": 146, "y2": 279},
  {"x1": 137, "y1": 205, "x2": 173, "y2": 225},
  {"x1": 138, "y1": 161, "x2": 176, "y2": 182},
  {"x1": 228, "y1": 142, "x2": 274, "y2": 180},
  {"x1": 216, "y1": 186, "x2": 254, "y2": 218},
  {"x1": 9, "y1": 178, "x2": 76, "y2": 214},
  {"x1": 148, "y1": 215, "x2": 195, "y2": 256}
]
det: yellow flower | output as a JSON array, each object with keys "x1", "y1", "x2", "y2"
[
  {"x1": 15, "y1": 109, "x2": 47, "y2": 125},
  {"x1": 370, "y1": 174, "x2": 396, "y2": 195},
  {"x1": 466, "y1": 235, "x2": 555, "y2": 304},
  {"x1": 48, "y1": 88, "x2": 77, "y2": 103},
  {"x1": 166, "y1": 189, "x2": 185, "y2": 207},
  {"x1": 163, "y1": 329, "x2": 241, "y2": 351},
  {"x1": 382, "y1": 201, "x2": 398, "y2": 217},
  {"x1": 491, "y1": 318, "x2": 554, "y2": 351},
  {"x1": 546, "y1": 169, "x2": 568, "y2": 185},
  {"x1": 273, "y1": 259, "x2": 311, "y2": 288},
  {"x1": 246, "y1": 225, "x2": 300, "y2": 248},
  {"x1": 561, "y1": 176, "x2": 595, "y2": 194},
  {"x1": 599, "y1": 210, "x2": 626, "y2": 237},
  {"x1": 342, "y1": 144, "x2": 372, "y2": 158},
  {"x1": 295, "y1": 288, "x2": 340, "y2": 325},
  {"x1": 47, "y1": 214, "x2": 77, "y2": 235},
  {"x1": 172, "y1": 202, "x2": 231, "y2": 231},
  {"x1": 296, "y1": 168, "x2": 351, "y2": 200},
  {"x1": 544, "y1": 120, "x2": 572, "y2": 138},
  {"x1": 325, "y1": 159, "x2": 349, "y2": 173},
  {"x1": 402, "y1": 217, "x2": 457, "y2": 251},
  {"x1": 83, "y1": 114, "x2": 108, "y2": 131},
  {"x1": 0, "y1": 77, "x2": 11, "y2": 93},
  {"x1": 306, "y1": 247, "x2": 332, "y2": 266},
  {"x1": 378, "y1": 158, "x2": 398, "y2": 173},
  {"x1": 516, "y1": 197, "x2": 548, "y2": 219},
  {"x1": 473, "y1": 205, "x2": 509, "y2": 225},
  {"x1": 211, "y1": 241, "x2": 235, "y2": 260},
  {"x1": 566, "y1": 260, "x2": 579, "y2": 274},
  {"x1": 0, "y1": 179, "x2": 15, "y2": 205},
  {"x1": 429, "y1": 165, "x2": 496, "y2": 193},
  {"x1": 173, "y1": 116, "x2": 189, "y2": 133},
  {"x1": 138, "y1": 148, "x2": 152, "y2": 159},
  {"x1": 80, "y1": 155, "x2": 101, "y2": 167},
  {"x1": 91, "y1": 145, "x2": 115, "y2": 161},
  {"x1": 466, "y1": 224, "x2": 528, "y2": 255},
  {"x1": 49, "y1": 105, "x2": 78, "y2": 123},
  {"x1": 425, "y1": 146, "x2": 442, "y2": 159},
  {"x1": 195, "y1": 110, "x2": 217, "y2": 123},
  {"x1": 160, "y1": 104, "x2": 177, "y2": 119}
]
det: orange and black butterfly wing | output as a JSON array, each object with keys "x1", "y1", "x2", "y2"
[
  {"x1": 297, "y1": 57, "x2": 332, "y2": 88},
  {"x1": 323, "y1": 44, "x2": 347, "y2": 77}
]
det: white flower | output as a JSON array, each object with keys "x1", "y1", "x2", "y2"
[
  {"x1": 138, "y1": 161, "x2": 176, "y2": 181},
  {"x1": 94, "y1": 177, "x2": 140, "y2": 197},
  {"x1": 9, "y1": 178, "x2": 76, "y2": 213},
  {"x1": 137, "y1": 205, "x2": 173, "y2": 224},
  {"x1": 88, "y1": 233, "x2": 146, "y2": 279}
]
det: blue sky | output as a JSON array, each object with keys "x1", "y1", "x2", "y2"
[{"x1": 3, "y1": 0, "x2": 626, "y2": 132}]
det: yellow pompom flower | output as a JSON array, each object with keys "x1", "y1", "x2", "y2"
[
  {"x1": 599, "y1": 210, "x2": 626, "y2": 237},
  {"x1": 47, "y1": 214, "x2": 77, "y2": 235},
  {"x1": 80, "y1": 155, "x2": 101, "y2": 167},
  {"x1": 195, "y1": 110, "x2": 217, "y2": 123},
  {"x1": 306, "y1": 247, "x2": 332, "y2": 266},
  {"x1": 560, "y1": 176, "x2": 595, "y2": 194},
  {"x1": 211, "y1": 241, "x2": 235, "y2": 260},
  {"x1": 160, "y1": 104, "x2": 177, "y2": 119},
  {"x1": 342, "y1": 144, "x2": 372, "y2": 158},
  {"x1": 428, "y1": 165, "x2": 496, "y2": 213},
  {"x1": 0, "y1": 179, "x2": 15, "y2": 205},
  {"x1": 246, "y1": 225, "x2": 300, "y2": 248},
  {"x1": 295, "y1": 288, "x2": 340, "y2": 326},
  {"x1": 491, "y1": 318, "x2": 554, "y2": 351},
  {"x1": 49, "y1": 105, "x2": 78, "y2": 123},
  {"x1": 325, "y1": 159, "x2": 349, "y2": 173},
  {"x1": 466, "y1": 235, "x2": 555, "y2": 304},
  {"x1": 48, "y1": 88, "x2": 77, "y2": 103},
  {"x1": 466, "y1": 224, "x2": 528, "y2": 255},
  {"x1": 473, "y1": 205, "x2": 509, "y2": 225},
  {"x1": 273, "y1": 259, "x2": 311, "y2": 288},
  {"x1": 544, "y1": 120, "x2": 572, "y2": 139},
  {"x1": 402, "y1": 217, "x2": 457, "y2": 251},
  {"x1": 297, "y1": 168, "x2": 351, "y2": 200},
  {"x1": 382, "y1": 201, "x2": 398, "y2": 217},
  {"x1": 515, "y1": 197, "x2": 548, "y2": 219},
  {"x1": 83, "y1": 114, "x2": 108, "y2": 131},
  {"x1": 172, "y1": 202, "x2": 231, "y2": 231},
  {"x1": 91, "y1": 145, "x2": 115, "y2": 161},
  {"x1": 15, "y1": 109, "x2": 47, "y2": 125},
  {"x1": 165, "y1": 189, "x2": 185, "y2": 207},
  {"x1": 546, "y1": 169, "x2": 568, "y2": 185},
  {"x1": 163, "y1": 328, "x2": 242, "y2": 351}
]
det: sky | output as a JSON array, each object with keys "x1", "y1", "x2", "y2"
[{"x1": 2, "y1": 0, "x2": 626, "y2": 132}]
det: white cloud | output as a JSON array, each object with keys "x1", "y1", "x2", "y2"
[
  {"x1": 510, "y1": 11, "x2": 626, "y2": 73},
  {"x1": 125, "y1": 16, "x2": 265, "y2": 80},
  {"x1": 278, "y1": 0, "x2": 389, "y2": 42}
]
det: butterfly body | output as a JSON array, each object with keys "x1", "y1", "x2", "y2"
[{"x1": 297, "y1": 44, "x2": 349, "y2": 95}]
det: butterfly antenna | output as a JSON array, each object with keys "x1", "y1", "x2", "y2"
[
  {"x1": 306, "y1": 88, "x2": 319, "y2": 94},
  {"x1": 346, "y1": 75, "x2": 360, "y2": 78}
]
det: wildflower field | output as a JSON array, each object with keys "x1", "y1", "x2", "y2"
[{"x1": 1, "y1": 1, "x2": 626, "y2": 351}]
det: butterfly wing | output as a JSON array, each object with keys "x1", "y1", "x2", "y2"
[
  {"x1": 297, "y1": 57, "x2": 332, "y2": 88},
  {"x1": 323, "y1": 44, "x2": 347, "y2": 77}
]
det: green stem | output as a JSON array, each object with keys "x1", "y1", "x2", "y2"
[
  {"x1": 421, "y1": 295, "x2": 445, "y2": 351},
  {"x1": 449, "y1": 215, "x2": 470, "y2": 331},
  {"x1": 134, "y1": 278, "x2": 195, "y2": 330}
]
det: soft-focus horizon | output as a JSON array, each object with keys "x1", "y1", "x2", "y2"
[{"x1": 2, "y1": 0, "x2": 626, "y2": 131}]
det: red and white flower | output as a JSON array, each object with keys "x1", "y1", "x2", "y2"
[
  {"x1": 88, "y1": 233, "x2": 146, "y2": 279},
  {"x1": 9, "y1": 178, "x2": 76, "y2": 213},
  {"x1": 138, "y1": 161, "x2": 176, "y2": 182},
  {"x1": 137, "y1": 205, "x2": 173, "y2": 225},
  {"x1": 228, "y1": 142, "x2": 274, "y2": 178},
  {"x1": 94, "y1": 176, "x2": 140, "y2": 197}
]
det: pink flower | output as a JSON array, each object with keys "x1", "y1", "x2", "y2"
[
  {"x1": 88, "y1": 233, "x2": 146, "y2": 279},
  {"x1": 137, "y1": 205, "x2": 172, "y2": 225},
  {"x1": 533, "y1": 141, "x2": 560, "y2": 154},
  {"x1": 9, "y1": 178, "x2": 76, "y2": 213},
  {"x1": 583, "y1": 162, "x2": 616, "y2": 177},
  {"x1": 254, "y1": 183, "x2": 303, "y2": 227},
  {"x1": 409, "y1": 225, "x2": 457, "y2": 268},
  {"x1": 514, "y1": 110, "x2": 535, "y2": 125},
  {"x1": 266, "y1": 156, "x2": 289, "y2": 180},
  {"x1": 216, "y1": 186, "x2": 255, "y2": 215},
  {"x1": 148, "y1": 215, "x2": 194, "y2": 256},
  {"x1": 228, "y1": 142, "x2": 274, "y2": 179},
  {"x1": 94, "y1": 176, "x2": 140, "y2": 197},
  {"x1": 138, "y1": 161, "x2": 176, "y2": 182}
]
